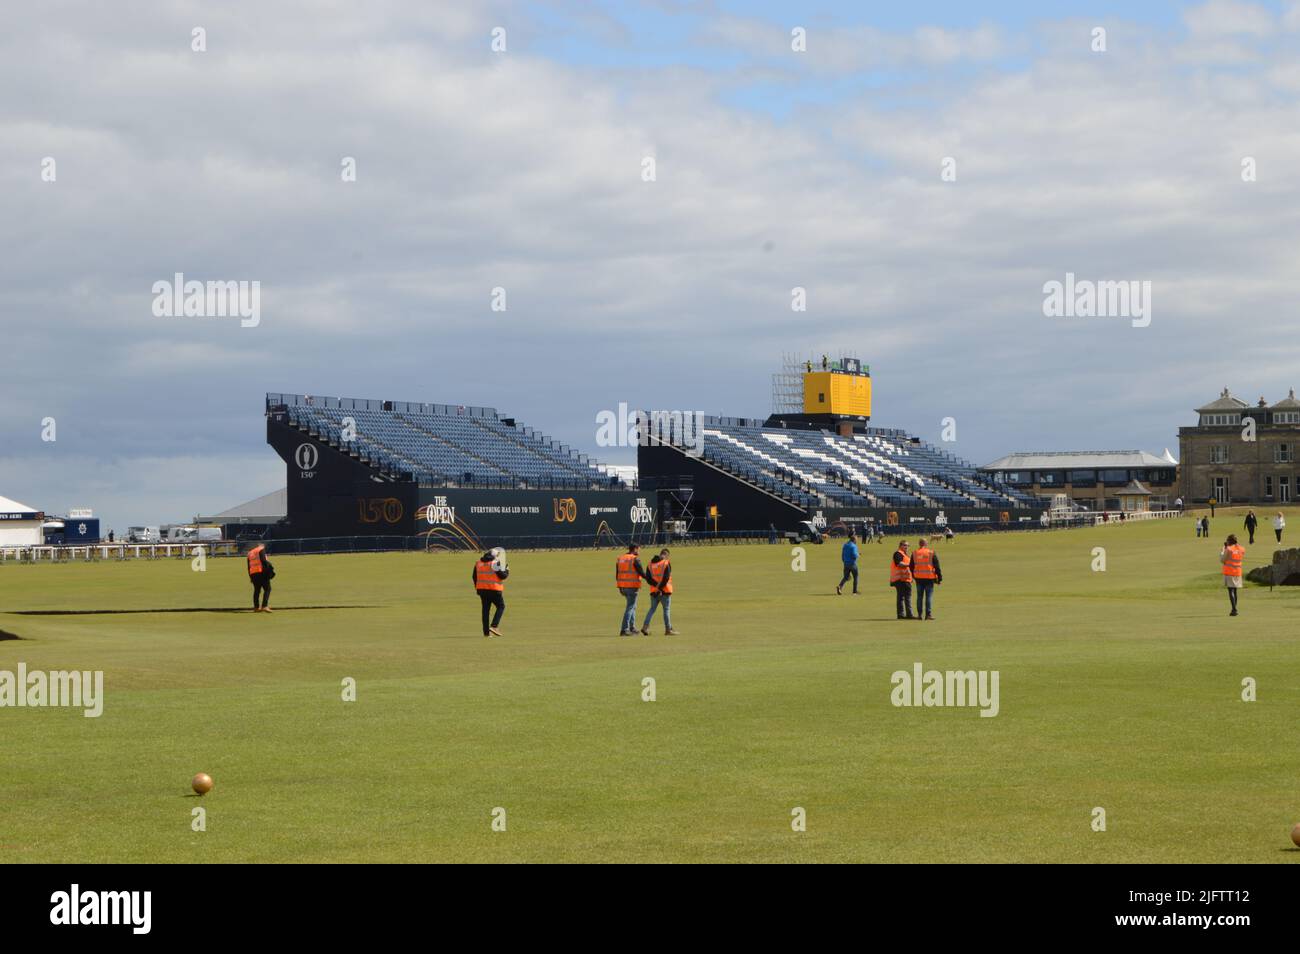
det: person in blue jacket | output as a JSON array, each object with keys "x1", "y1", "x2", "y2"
[{"x1": 836, "y1": 531, "x2": 860, "y2": 595}]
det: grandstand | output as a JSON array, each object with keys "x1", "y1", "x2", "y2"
[
  {"x1": 269, "y1": 393, "x2": 623, "y2": 490},
  {"x1": 643, "y1": 415, "x2": 1035, "y2": 511}
]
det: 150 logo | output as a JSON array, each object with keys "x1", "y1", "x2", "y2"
[
  {"x1": 357, "y1": 497, "x2": 404, "y2": 524},
  {"x1": 295, "y1": 442, "x2": 319, "y2": 476},
  {"x1": 553, "y1": 498, "x2": 577, "y2": 522}
]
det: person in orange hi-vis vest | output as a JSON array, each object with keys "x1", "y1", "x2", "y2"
[
  {"x1": 616, "y1": 543, "x2": 650, "y2": 636},
  {"x1": 890, "y1": 540, "x2": 914, "y2": 620},
  {"x1": 909, "y1": 537, "x2": 943, "y2": 621},
  {"x1": 473, "y1": 548, "x2": 509, "y2": 637},
  {"x1": 641, "y1": 548, "x2": 679, "y2": 636},
  {"x1": 246, "y1": 542, "x2": 275, "y2": 613},
  {"x1": 1220, "y1": 533, "x2": 1244, "y2": 617}
]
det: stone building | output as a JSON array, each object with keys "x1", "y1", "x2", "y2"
[{"x1": 1178, "y1": 388, "x2": 1300, "y2": 505}]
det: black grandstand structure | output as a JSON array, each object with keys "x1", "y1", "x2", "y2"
[{"x1": 264, "y1": 367, "x2": 1042, "y2": 549}]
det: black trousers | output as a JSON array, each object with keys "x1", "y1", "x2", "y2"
[
  {"x1": 839, "y1": 564, "x2": 859, "y2": 592},
  {"x1": 892, "y1": 581, "x2": 913, "y2": 618},
  {"x1": 479, "y1": 590, "x2": 505, "y2": 634},
  {"x1": 251, "y1": 573, "x2": 271, "y2": 608},
  {"x1": 1247, "y1": 527, "x2": 1255, "y2": 543},
  {"x1": 1276, "y1": 529, "x2": 1283, "y2": 542}
]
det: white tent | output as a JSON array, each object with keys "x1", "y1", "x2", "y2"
[{"x1": 0, "y1": 495, "x2": 44, "y2": 547}]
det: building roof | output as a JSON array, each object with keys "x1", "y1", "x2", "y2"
[
  {"x1": 198, "y1": 488, "x2": 286, "y2": 522},
  {"x1": 0, "y1": 494, "x2": 40, "y2": 517},
  {"x1": 981, "y1": 450, "x2": 1176, "y2": 471},
  {"x1": 1116, "y1": 480, "x2": 1153, "y2": 496},
  {"x1": 1273, "y1": 388, "x2": 1300, "y2": 409},
  {"x1": 1195, "y1": 388, "x2": 1249, "y2": 413}
]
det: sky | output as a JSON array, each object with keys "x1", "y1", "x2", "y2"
[{"x1": 5, "y1": 0, "x2": 1300, "y2": 529}]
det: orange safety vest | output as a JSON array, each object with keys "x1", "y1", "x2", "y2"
[
  {"x1": 1222, "y1": 544, "x2": 1244, "y2": 577},
  {"x1": 616, "y1": 553, "x2": 642, "y2": 589},
  {"x1": 912, "y1": 546, "x2": 936, "y2": 580},
  {"x1": 649, "y1": 559, "x2": 672, "y2": 594},
  {"x1": 475, "y1": 559, "x2": 504, "y2": 591},
  {"x1": 247, "y1": 546, "x2": 264, "y2": 576},
  {"x1": 890, "y1": 549, "x2": 912, "y2": 583}
]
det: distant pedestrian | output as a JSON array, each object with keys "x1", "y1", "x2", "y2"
[
  {"x1": 641, "y1": 549, "x2": 678, "y2": 635},
  {"x1": 1202, "y1": 516, "x2": 1210, "y2": 538},
  {"x1": 616, "y1": 543, "x2": 650, "y2": 636},
  {"x1": 1274, "y1": 512, "x2": 1286, "y2": 543},
  {"x1": 1244, "y1": 510, "x2": 1258, "y2": 545},
  {"x1": 890, "y1": 540, "x2": 914, "y2": 619},
  {"x1": 944, "y1": 525, "x2": 955, "y2": 542},
  {"x1": 1175, "y1": 496, "x2": 1184, "y2": 511},
  {"x1": 246, "y1": 543, "x2": 275, "y2": 613},
  {"x1": 837, "y1": 532, "x2": 860, "y2": 595},
  {"x1": 910, "y1": 537, "x2": 942, "y2": 621},
  {"x1": 1220, "y1": 533, "x2": 1244, "y2": 617},
  {"x1": 473, "y1": 548, "x2": 508, "y2": 637},
  {"x1": 768, "y1": 523, "x2": 778, "y2": 544}
]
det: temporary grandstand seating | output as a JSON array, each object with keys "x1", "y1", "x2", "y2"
[
  {"x1": 268, "y1": 394, "x2": 623, "y2": 490},
  {"x1": 654, "y1": 416, "x2": 1036, "y2": 510}
]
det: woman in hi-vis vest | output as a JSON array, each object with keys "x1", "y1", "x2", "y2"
[{"x1": 1220, "y1": 534, "x2": 1244, "y2": 617}]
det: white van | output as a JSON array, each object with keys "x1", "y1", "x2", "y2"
[{"x1": 127, "y1": 526, "x2": 161, "y2": 543}]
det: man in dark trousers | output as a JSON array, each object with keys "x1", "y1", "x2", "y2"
[
  {"x1": 890, "y1": 540, "x2": 914, "y2": 619},
  {"x1": 473, "y1": 548, "x2": 508, "y2": 638},
  {"x1": 836, "y1": 531, "x2": 860, "y2": 595},
  {"x1": 910, "y1": 537, "x2": 943, "y2": 621},
  {"x1": 1244, "y1": 510, "x2": 1258, "y2": 545},
  {"x1": 246, "y1": 542, "x2": 275, "y2": 613}
]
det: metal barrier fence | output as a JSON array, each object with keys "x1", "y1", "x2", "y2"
[{"x1": 0, "y1": 519, "x2": 1066, "y2": 564}]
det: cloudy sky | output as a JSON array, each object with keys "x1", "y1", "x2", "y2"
[{"x1": 4, "y1": 0, "x2": 1300, "y2": 529}]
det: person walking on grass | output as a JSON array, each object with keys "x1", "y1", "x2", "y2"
[
  {"x1": 246, "y1": 542, "x2": 275, "y2": 613},
  {"x1": 1221, "y1": 533, "x2": 1245, "y2": 617},
  {"x1": 1244, "y1": 510, "x2": 1258, "y2": 545},
  {"x1": 890, "y1": 540, "x2": 914, "y2": 619},
  {"x1": 641, "y1": 549, "x2": 679, "y2": 635},
  {"x1": 836, "y1": 531, "x2": 860, "y2": 595},
  {"x1": 616, "y1": 543, "x2": 650, "y2": 636},
  {"x1": 910, "y1": 537, "x2": 942, "y2": 621},
  {"x1": 473, "y1": 548, "x2": 508, "y2": 638},
  {"x1": 1274, "y1": 511, "x2": 1286, "y2": 543}
]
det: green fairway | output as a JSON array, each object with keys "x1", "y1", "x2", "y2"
[{"x1": 3, "y1": 511, "x2": 1300, "y2": 863}]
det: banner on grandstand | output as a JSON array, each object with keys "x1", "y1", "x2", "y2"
[
  {"x1": 810, "y1": 506, "x2": 1043, "y2": 533},
  {"x1": 418, "y1": 488, "x2": 649, "y2": 549}
]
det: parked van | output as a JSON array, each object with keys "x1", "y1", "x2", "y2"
[{"x1": 126, "y1": 526, "x2": 161, "y2": 543}]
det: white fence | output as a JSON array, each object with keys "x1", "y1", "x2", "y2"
[
  {"x1": 1046, "y1": 509, "x2": 1183, "y2": 528},
  {"x1": 0, "y1": 542, "x2": 241, "y2": 563}
]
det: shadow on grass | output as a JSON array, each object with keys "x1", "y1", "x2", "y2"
[
  {"x1": 13, "y1": 605, "x2": 374, "y2": 616},
  {"x1": 0, "y1": 629, "x2": 23, "y2": 640}
]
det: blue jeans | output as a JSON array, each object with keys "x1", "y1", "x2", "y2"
[
  {"x1": 643, "y1": 592, "x2": 672, "y2": 631},
  {"x1": 620, "y1": 588, "x2": 640, "y2": 633},
  {"x1": 915, "y1": 580, "x2": 935, "y2": 617}
]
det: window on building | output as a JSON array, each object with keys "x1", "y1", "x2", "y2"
[
  {"x1": 1201, "y1": 413, "x2": 1241, "y2": 426},
  {"x1": 1068, "y1": 470, "x2": 1096, "y2": 486},
  {"x1": 1275, "y1": 411, "x2": 1300, "y2": 424},
  {"x1": 1276, "y1": 443, "x2": 1294, "y2": 463},
  {"x1": 1210, "y1": 445, "x2": 1229, "y2": 464},
  {"x1": 1265, "y1": 475, "x2": 1274, "y2": 498},
  {"x1": 1214, "y1": 476, "x2": 1229, "y2": 502},
  {"x1": 1099, "y1": 469, "x2": 1129, "y2": 484},
  {"x1": 1282, "y1": 476, "x2": 1292, "y2": 503}
]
